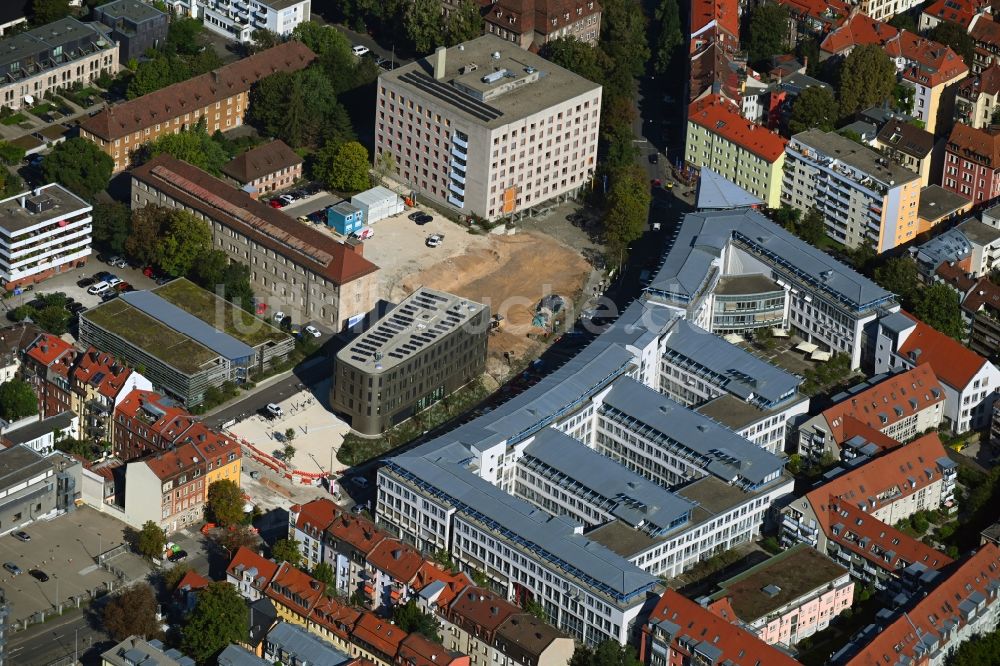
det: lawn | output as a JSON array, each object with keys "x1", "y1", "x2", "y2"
[
  {"x1": 27, "y1": 102, "x2": 55, "y2": 117},
  {"x1": 67, "y1": 87, "x2": 102, "y2": 108},
  {"x1": 1, "y1": 113, "x2": 28, "y2": 126},
  {"x1": 153, "y1": 278, "x2": 289, "y2": 348}
]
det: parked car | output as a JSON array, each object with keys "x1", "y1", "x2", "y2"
[
  {"x1": 115, "y1": 282, "x2": 132, "y2": 292},
  {"x1": 94, "y1": 271, "x2": 113, "y2": 282},
  {"x1": 304, "y1": 325, "x2": 321, "y2": 338},
  {"x1": 426, "y1": 233, "x2": 444, "y2": 248},
  {"x1": 273, "y1": 310, "x2": 285, "y2": 323},
  {"x1": 87, "y1": 281, "x2": 111, "y2": 295},
  {"x1": 379, "y1": 60, "x2": 397, "y2": 71},
  {"x1": 28, "y1": 569, "x2": 49, "y2": 582},
  {"x1": 268, "y1": 198, "x2": 285, "y2": 209},
  {"x1": 68, "y1": 302, "x2": 87, "y2": 314},
  {"x1": 351, "y1": 475, "x2": 369, "y2": 489},
  {"x1": 76, "y1": 276, "x2": 95, "y2": 288},
  {"x1": 415, "y1": 213, "x2": 433, "y2": 225},
  {"x1": 105, "y1": 255, "x2": 122, "y2": 265},
  {"x1": 167, "y1": 550, "x2": 188, "y2": 563},
  {"x1": 352, "y1": 45, "x2": 370, "y2": 57},
  {"x1": 265, "y1": 403, "x2": 283, "y2": 419},
  {"x1": 648, "y1": 153, "x2": 659, "y2": 164},
  {"x1": 249, "y1": 470, "x2": 261, "y2": 480},
  {"x1": 106, "y1": 276, "x2": 122, "y2": 287},
  {"x1": 278, "y1": 194, "x2": 295, "y2": 205},
  {"x1": 408, "y1": 211, "x2": 423, "y2": 221},
  {"x1": 101, "y1": 291, "x2": 120, "y2": 302},
  {"x1": 13, "y1": 531, "x2": 30, "y2": 542},
  {"x1": 353, "y1": 227, "x2": 374, "y2": 240},
  {"x1": 3, "y1": 563, "x2": 21, "y2": 576}
]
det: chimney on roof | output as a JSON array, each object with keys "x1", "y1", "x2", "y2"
[
  {"x1": 434, "y1": 45, "x2": 447, "y2": 81},
  {"x1": 345, "y1": 237, "x2": 364, "y2": 256}
]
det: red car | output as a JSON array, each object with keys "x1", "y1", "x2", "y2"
[
  {"x1": 651, "y1": 178, "x2": 662, "y2": 188},
  {"x1": 269, "y1": 198, "x2": 284, "y2": 209},
  {"x1": 142, "y1": 266, "x2": 154, "y2": 277}
]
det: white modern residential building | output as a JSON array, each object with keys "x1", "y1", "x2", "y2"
[
  {"x1": 646, "y1": 207, "x2": 899, "y2": 370},
  {"x1": 179, "y1": 0, "x2": 311, "y2": 43},
  {"x1": 0, "y1": 184, "x2": 92, "y2": 292},
  {"x1": 375, "y1": 35, "x2": 602, "y2": 222}
]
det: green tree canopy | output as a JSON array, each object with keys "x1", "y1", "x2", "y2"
[
  {"x1": 126, "y1": 205, "x2": 168, "y2": 266},
  {"x1": 873, "y1": 255, "x2": 920, "y2": 307},
  {"x1": 207, "y1": 479, "x2": 245, "y2": 527},
  {"x1": 797, "y1": 207, "x2": 826, "y2": 245},
  {"x1": 250, "y1": 28, "x2": 283, "y2": 52},
  {"x1": 182, "y1": 582, "x2": 250, "y2": 663},
  {"x1": 540, "y1": 38, "x2": 609, "y2": 88},
  {"x1": 601, "y1": 0, "x2": 650, "y2": 83},
  {"x1": 153, "y1": 210, "x2": 212, "y2": 277},
  {"x1": 651, "y1": 0, "x2": 683, "y2": 76},
  {"x1": 0, "y1": 378, "x2": 38, "y2": 422},
  {"x1": 603, "y1": 164, "x2": 651, "y2": 267},
  {"x1": 406, "y1": 0, "x2": 443, "y2": 54},
  {"x1": 136, "y1": 520, "x2": 166, "y2": 559},
  {"x1": 0, "y1": 141, "x2": 26, "y2": 166},
  {"x1": 393, "y1": 600, "x2": 442, "y2": 641},
  {"x1": 315, "y1": 141, "x2": 371, "y2": 192},
  {"x1": 166, "y1": 17, "x2": 205, "y2": 56},
  {"x1": 571, "y1": 641, "x2": 642, "y2": 666},
  {"x1": 447, "y1": 0, "x2": 484, "y2": 45},
  {"x1": 928, "y1": 20, "x2": 975, "y2": 69},
  {"x1": 271, "y1": 538, "x2": 302, "y2": 566},
  {"x1": 145, "y1": 121, "x2": 230, "y2": 175},
  {"x1": 838, "y1": 44, "x2": 896, "y2": 117},
  {"x1": 92, "y1": 202, "x2": 131, "y2": 255},
  {"x1": 789, "y1": 86, "x2": 839, "y2": 134},
  {"x1": 31, "y1": 0, "x2": 70, "y2": 25},
  {"x1": 248, "y1": 66, "x2": 355, "y2": 148},
  {"x1": 888, "y1": 12, "x2": 917, "y2": 32},
  {"x1": 41, "y1": 138, "x2": 113, "y2": 200},
  {"x1": 747, "y1": 3, "x2": 790, "y2": 68},
  {"x1": 313, "y1": 561, "x2": 336, "y2": 593},
  {"x1": 913, "y1": 282, "x2": 965, "y2": 339},
  {"x1": 102, "y1": 584, "x2": 163, "y2": 641}
]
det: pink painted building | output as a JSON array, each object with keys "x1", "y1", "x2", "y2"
[{"x1": 707, "y1": 544, "x2": 854, "y2": 647}]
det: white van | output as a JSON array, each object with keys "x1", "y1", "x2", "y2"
[
  {"x1": 265, "y1": 403, "x2": 283, "y2": 419},
  {"x1": 87, "y1": 281, "x2": 111, "y2": 295}
]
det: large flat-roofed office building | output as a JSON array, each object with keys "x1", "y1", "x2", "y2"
[
  {"x1": 130, "y1": 155, "x2": 380, "y2": 332},
  {"x1": 0, "y1": 184, "x2": 92, "y2": 291},
  {"x1": 333, "y1": 288, "x2": 489, "y2": 435},
  {"x1": 0, "y1": 17, "x2": 118, "y2": 111},
  {"x1": 80, "y1": 280, "x2": 294, "y2": 404},
  {"x1": 375, "y1": 35, "x2": 602, "y2": 222}
]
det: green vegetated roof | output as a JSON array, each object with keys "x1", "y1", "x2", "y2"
[
  {"x1": 153, "y1": 278, "x2": 288, "y2": 348},
  {"x1": 84, "y1": 297, "x2": 216, "y2": 373}
]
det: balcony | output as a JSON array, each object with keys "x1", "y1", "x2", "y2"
[
  {"x1": 447, "y1": 194, "x2": 464, "y2": 208},
  {"x1": 449, "y1": 170, "x2": 466, "y2": 185},
  {"x1": 451, "y1": 144, "x2": 467, "y2": 160},
  {"x1": 452, "y1": 134, "x2": 469, "y2": 150},
  {"x1": 449, "y1": 181, "x2": 465, "y2": 196}
]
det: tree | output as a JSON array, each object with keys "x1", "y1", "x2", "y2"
[
  {"x1": 207, "y1": 479, "x2": 245, "y2": 527},
  {"x1": 145, "y1": 122, "x2": 230, "y2": 176},
  {"x1": 787, "y1": 453, "x2": 803, "y2": 474},
  {"x1": 0, "y1": 141, "x2": 26, "y2": 166},
  {"x1": 284, "y1": 427, "x2": 296, "y2": 442},
  {"x1": 797, "y1": 207, "x2": 826, "y2": 245},
  {"x1": 0, "y1": 378, "x2": 38, "y2": 422},
  {"x1": 914, "y1": 282, "x2": 965, "y2": 339},
  {"x1": 796, "y1": 37, "x2": 821, "y2": 77},
  {"x1": 316, "y1": 141, "x2": 371, "y2": 192},
  {"x1": 283, "y1": 443, "x2": 296, "y2": 461},
  {"x1": 31, "y1": 0, "x2": 70, "y2": 25},
  {"x1": 218, "y1": 525, "x2": 261, "y2": 554},
  {"x1": 271, "y1": 538, "x2": 302, "y2": 566},
  {"x1": 393, "y1": 600, "x2": 442, "y2": 641},
  {"x1": 772, "y1": 204, "x2": 801, "y2": 231},
  {"x1": 374, "y1": 150, "x2": 397, "y2": 185},
  {"x1": 406, "y1": 0, "x2": 443, "y2": 54},
  {"x1": 789, "y1": 86, "x2": 839, "y2": 134},
  {"x1": 163, "y1": 562, "x2": 195, "y2": 591},
  {"x1": 651, "y1": 0, "x2": 683, "y2": 76},
  {"x1": 313, "y1": 561, "x2": 336, "y2": 593},
  {"x1": 102, "y1": 584, "x2": 163, "y2": 641},
  {"x1": 250, "y1": 28, "x2": 282, "y2": 52},
  {"x1": 540, "y1": 38, "x2": 609, "y2": 88},
  {"x1": 603, "y1": 165, "x2": 650, "y2": 267},
  {"x1": 55, "y1": 437, "x2": 97, "y2": 460},
  {"x1": 838, "y1": 44, "x2": 896, "y2": 117},
  {"x1": 154, "y1": 209, "x2": 212, "y2": 276},
  {"x1": 874, "y1": 256, "x2": 920, "y2": 307},
  {"x1": 126, "y1": 205, "x2": 168, "y2": 266},
  {"x1": 167, "y1": 17, "x2": 205, "y2": 56},
  {"x1": 249, "y1": 67, "x2": 355, "y2": 149},
  {"x1": 571, "y1": 641, "x2": 643, "y2": 666},
  {"x1": 747, "y1": 3, "x2": 790, "y2": 68},
  {"x1": 601, "y1": 0, "x2": 649, "y2": 82},
  {"x1": 92, "y1": 202, "x2": 131, "y2": 255},
  {"x1": 928, "y1": 21, "x2": 975, "y2": 69},
  {"x1": 41, "y1": 138, "x2": 113, "y2": 200},
  {"x1": 182, "y1": 582, "x2": 249, "y2": 663},
  {"x1": 447, "y1": 0, "x2": 484, "y2": 45},
  {"x1": 136, "y1": 520, "x2": 167, "y2": 559},
  {"x1": 888, "y1": 12, "x2": 917, "y2": 32},
  {"x1": 524, "y1": 598, "x2": 549, "y2": 621}
]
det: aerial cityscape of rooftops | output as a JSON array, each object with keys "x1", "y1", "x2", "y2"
[{"x1": 3, "y1": 0, "x2": 1000, "y2": 664}]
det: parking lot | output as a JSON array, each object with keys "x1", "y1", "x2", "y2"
[{"x1": 0, "y1": 508, "x2": 144, "y2": 624}]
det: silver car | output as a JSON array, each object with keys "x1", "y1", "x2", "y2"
[{"x1": 3, "y1": 562, "x2": 22, "y2": 575}]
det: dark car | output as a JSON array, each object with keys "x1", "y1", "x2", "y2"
[
  {"x1": 415, "y1": 213, "x2": 433, "y2": 225},
  {"x1": 28, "y1": 569, "x2": 49, "y2": 582},
  {"x1": 69, "y1": 303, "x2": 86, "y2": 314},
  {"x1": 101, "y1": 291, "x2": 119, "y2": 302},
  {"x1": 76, "y1": 277, "x2": 96, "y2": 288},
  {"x1": 408, "y1": 211, "x2": 423, "y2": 221},
  {"x1": 115, "y1": 282, "x2": 132, "y2": 292},
  {"x1": 13, "y1": 531, "x2": 30, "y2": 542},
  {"x1": 167, "y1": 550, "x2": 188, "y2": 563},
  {"x1": 648, "y1": 153, "x2": 659, "y2": 164},
  {"x1": 94, "y1": 271, "x2": 113, "y2": 282}
]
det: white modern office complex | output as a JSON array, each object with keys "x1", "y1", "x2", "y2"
[
  {"x1": 0, "y1": 184, "x2": 92, "y2": 292},
  {"x1": 375, "y1": 35, "x2": 602, "y2": 222},
  {"x1": 163, "y1": 0, "x2": 310, "y2": 42},
  {"x1": 645, "y1": 207, "x2": 899, "y2": 369}
]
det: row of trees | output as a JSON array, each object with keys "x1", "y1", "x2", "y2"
[
  {"x1": 324, "y1": 0, "x2": 482, "y2": 56},
  {"x1": 874, "y1": 257, "x2": 965, "y2": 338}
]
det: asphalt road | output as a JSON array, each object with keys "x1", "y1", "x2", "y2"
[{"x1": 8, "y1": 607, "x2": 110, "y2": 666}]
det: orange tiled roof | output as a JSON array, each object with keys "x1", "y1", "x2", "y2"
[
  {"x1": 325, "y1": 513, "x2": 386, "y2": 556},
  {"x1": 844, "y1": 543, "x2": 1000, "y2": 666},
  {"x1": 447, "y1": 586, "x2": 519, "y2": 632},
  {"x1": 398, "y1": 633, "x2": 463, "y2": 666},
  {"x1": 818, "y1": 365, "x2": 945, "y2": 441},
  {"x1": 182, "y1": 422, "x2": 241, "y2": 467},
  {"x1": 960, "y1": 276, "x2": 1000, "y2": 312},
  {"x1": 175, "y1": 570, "x2": 210, "y2": 593},
  {"x1": 922, "y1": 0, "x2": 986, "y2": 29},
  {"x1": 352, "y1": 611, "x2": 408, "y2": 657},
  {"x1": 839, "y1": 417, "x2": 906, "y2": 454},
  {"x1": 690, "y1": 0, "x2": 739, "y2": 40},
  {"x1": 227, "y1": 546, "x2": 279, "y2": 589},
  {"x1": 887, "y1": 31, "x2": 969, "y2": 88},
  {"x1": 947, "y1": 122, "x2": 1000, "y2": 169},
  {"x1": 411, "y1": 563, "x2": 472, "y2": 610},
  {"x1": 24, "y1": 333, "x2": 74, "y2": 368},
  {"x1": 821, "y1": 12, "x2": 898, "y2": 55},
  {"x1": 898, "y1": 311, "x2": 988, "y2": 388},
  {"x1": 958, "y1": 63, "x2": 1000, "y2": 99},
  {"x1": 293, "y1": 498, "x2": 339, "y2": 534},
  {"x1": 646, "y1": 590, "x2": 802, "y2": 666},
  {"x1": 805, "y1": 433, "x2": 952, "y2": 534},
  {"x1": 266, "y1": 562, "x2": 325, "y2": 617},
  {"x1": 688, "y1": 95, "x2": 788, "y2": 161},
  {"x1": 971, "y1": 14, "x2": 1000, "y2": 47},
  {"x1": 309, "y1": 595, "x2": 362, "y2": 641},
  {"x1": 775, "y1": 0, "x2": 849, "y2": 24},
  {"x1": 142, "y1": 441, "x2": 203, "y2": 481},
  {"x1": 368, "y1": 539, "x2": 425, "y2": 584},
  {"x1": 72, "y1": 347, "x2": 133, "y2": 400}
]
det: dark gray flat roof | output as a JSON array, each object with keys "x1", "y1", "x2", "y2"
[
  {"x1": 714, "y1": 274, "x2": 782, "y2": 296},
  {"x1": 3, "y1": 412, "x2": 74, "y2": 445},
  {"x1": 0, "y1": 445, "x2": 52, "y2": 490},
  {"x1": 675, "y1": 476, "x2": 760, "y2": 515},
  {"x1": 695, "y1": 393, "x2": 805, "y2": 431},
  {"x1": 262, "y1": 623, "x2": 351, "y2": 666},
  {"x1": 523, "y1": 428, "x2": 694, "y2": 534},
  {"x1": 918, "y1": 185, "x2": 969, "y2": 221},
  {"x1": 121, "y1": 291, "x2": 254, "y2": 362},
  {"x1": 0, "y1": 17, "x2": 112, "y2": 73},
  {"x1": 0, "y1": 183, "x2": 91, "y2": 234},
  {"x1": 956, "y1": 219, "x2": 1000, "y2": 246},
  {"x1": 95, "y1": 0, "x2": 165, "y2": 23},
  {"x1": 585, "y1": 521, "x2": 664, "y2": 558}
]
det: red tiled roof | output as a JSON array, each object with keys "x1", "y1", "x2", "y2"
[
  {"x1": 221, "y1": 139, "x2": 303, "y2": 184},
  {"x1": 484, "y1": 0, "x2": 602, "y2": 38},
  {"x1": 142, "y1": 441, "x2": 203, "y2": 481},
  {"x1": 447, "y1": 586, "x2": 519, "y2": 632},
  {"x1": 352, "y1": 611, "x2": 408, "y2": 657},
  {"x1": 922, "y1": 0, "x2": 986, "y2": 30},
  {"x1": 689, "y1": 44, "x2": 741, "y2": 102},
  {"x1": 266, "y1": 562, "x2": 325, "y2": 617},
  {"x1": 325, "y1": 513, "x2": 386, "y2": 556},
  {"x1": 844, "y1": 544, "x2": 1000, "y2": 666},
  {"x1": 887, "y1": 31, "x2": 969, "y2": 88},
  {"x1": 970, "y1": 12, "x2": 1000, "y2": 46},
  {"x1": 688, "y1": 95, "x2": 788, "y2": 161},
  {"x1": 130, "y1": 154, "x2": 379, "y2": 287},
  {"x1": 935, "y1": 261, "x2": 978, "y2": 292},
  {"x1": 818, "y1": 365, "x2": 945, "y2": 441},
  {"x1": 946, "y1": 123, "x2": 1000, "y2": 169},
  {"x1": 368, "y1": 539, "x2": 424, "y2": 584},
  {"x1": 399, "y1": 634, "x2": 465, "y2": 666},
  {"x1": 959, "y1": 63, "x2": 1000, "y2": 100},
  {"x1": 898, "y1": 311, "x2": 988, "y2": 388},
  {"x1": 73, "y1": 348, "x2": 134, "y2": 400},
  {"x1": 293, "y1": 498, "x2": 339, "y2": 534},
  {"x1": 821, "y1": 12, "x2": 898, "y2": 55},
  {"x1": 960, "y1": 276, "x2": 1000, "y2": 313},
  {"x1": 645, "y1": 590, "x2": 802, "y2": 666},
  {"x1": 824, "y1": 497, "x2": 952, "y2": 572},
  {"x1": 411, "y1": 563, "x2": 472, "y2": 610},
  {"x1": 175, "y1": 570, "x2": 210, "y2": 594},
  {"x1": 226, "y1": 546, "x2": 279, "y2": 588},
  {"x1": 840, "y1": 416, "x2": 906, "y2": 454},
  {"x1": 690, "y1": 0, "x2": 739, "y2": 40},
  {"x1": 775, "y1": 0, "x2": 849, "y2": 25},
  {"x1": 79, "y1": 42, "x2": 316, "y2": 141},
  {"x1": 804, "y1": 433, "x2": 951, "y2": 532},
  {"x1": 310, "y1": 596, "x2": 362, "y2": 641},
  {"x1": 24, "y1": 333, "x2": 74, "y2": 368}
]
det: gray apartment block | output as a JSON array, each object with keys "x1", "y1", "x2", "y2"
[
  {"x1": 0, "y1": 446, "x2": 59, "y2": 535},
  {"x1": 93, "y1": 0, "x2": 168, "y2": 62},
  {"x1": 333, "y1": 288, "x2": 489, "y2": 435}
]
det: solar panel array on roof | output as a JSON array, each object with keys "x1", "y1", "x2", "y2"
[
  {"x1": 398, "y1": 71, "x2": 503, "y2": 122},
  {"x1": 150, "y1": 166, "x2": 334, "y2": 267}
]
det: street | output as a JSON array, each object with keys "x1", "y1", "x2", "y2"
[{"x1": 7, "y1": 607, "x2": 110, "y2": 666}]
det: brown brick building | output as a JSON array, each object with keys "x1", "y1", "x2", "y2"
[{"x1": 79, "y1": 41, "x2": 315, "y2": 173}]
